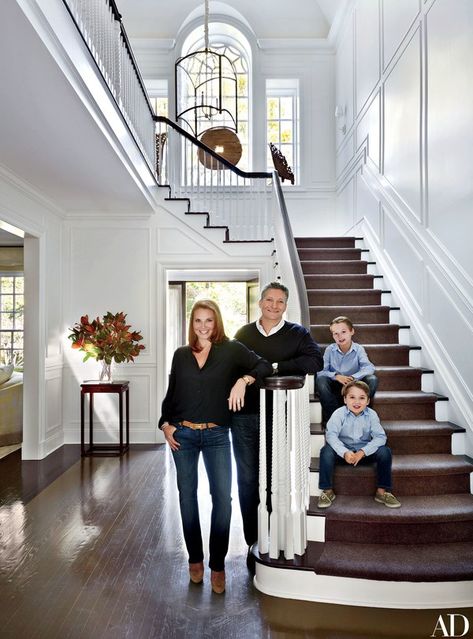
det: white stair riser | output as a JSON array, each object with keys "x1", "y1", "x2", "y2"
[
  {"x1": 421, "y1": 372, "x2": 434, "y2": 392},
  {"x1": 254, "y1": 565, "x2": 473, "y2": 609},
  {"x1": 307, "y1": 515, "x2": 325, "y2": 542},
  {"x1": 310, "y1": 434, "x2": 324, "y2": 458},
  {"x1": 310, "y1": 472, "x2": 320, "y2": 496},
  {"x1": 310, "y1": 402, "x2": 321, "y2": 423}
]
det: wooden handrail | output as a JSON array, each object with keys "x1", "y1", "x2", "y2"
[
  {"x1": 272, "y1": 172, "x2": 310, "y2": 329},
  {"x1": 154, "y1": 116, "x2": 271, "y2": 179},
  {"x1": 262, "y1": 375, "x2": 306, "y2": 391}
]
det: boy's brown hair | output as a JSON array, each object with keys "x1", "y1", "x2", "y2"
[
  {"x1": 341, "y1": 380, "x2": 370, "y2": 398},
  {"x1": 330, "y1": 316, "x2": 354, "y2": 330}
]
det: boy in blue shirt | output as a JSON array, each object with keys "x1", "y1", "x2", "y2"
[
  {"x1": 317, "y1": 380, "x2": 401, "y2": 509},
  {"x1": 316, "y1": 316, "x2": 378, "y2": 427}
]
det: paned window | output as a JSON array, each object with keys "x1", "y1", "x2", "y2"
[
  {"x1": 0, "y1": 274, "x2": 24, "y2": 365},
  {"x1": 266, "y1": 79, "x2": 300, "y2": 183}
]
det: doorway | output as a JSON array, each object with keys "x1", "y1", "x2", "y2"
[
  {"x1": 0, "y1": 226, "x2": 24, "y2": 460},
  {"x1": 166, "y1": 273, "x2": 260, "y2": 371}
]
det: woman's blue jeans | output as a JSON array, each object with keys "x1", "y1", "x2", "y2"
[
  {"x1": 171, "y1": 424, "x2": 232, "y2": 571},
  {"x1": 316, "y1": 374, "x2": 378, "y2": 424}
]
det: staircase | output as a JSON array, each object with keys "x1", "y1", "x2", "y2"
[{"x1": 255, "y1": 236, "x2": 473, "y2": 609}]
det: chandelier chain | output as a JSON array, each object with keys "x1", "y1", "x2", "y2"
[{"x1": 204, "y1": 0, "x2": 209, "y2": 51}]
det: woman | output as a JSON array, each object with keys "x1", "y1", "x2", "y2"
[{"x1": 159, "y1": 299, "x2": 271, "y2": 594}]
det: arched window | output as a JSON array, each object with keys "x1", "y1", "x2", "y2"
[{"x1": 178, "y1": 23, "x2": 251, "y2": 170}]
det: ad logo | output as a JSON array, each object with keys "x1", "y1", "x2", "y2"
[{"x1": 431, "y1": 614, "x2": 470, "y2": 637}]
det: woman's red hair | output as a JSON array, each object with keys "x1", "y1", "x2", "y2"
[{"x1": 188, "y1": 299, "x2": 228, "y2": 352}]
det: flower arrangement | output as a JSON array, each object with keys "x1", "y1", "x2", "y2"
[{"x1": 68, "y1": 312, "x2": 145, "y2": 379}]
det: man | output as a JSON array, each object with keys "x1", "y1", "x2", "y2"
[{"x1": 232, "y1": 281, "x2": 323, "y2": 569}]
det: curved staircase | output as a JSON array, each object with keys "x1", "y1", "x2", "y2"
[{"x1": 254, "y1": 236, "x2": 473, "y2": 608}]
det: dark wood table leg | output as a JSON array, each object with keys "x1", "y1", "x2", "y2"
[
  {"x1": 89, "y1": 392, "x2": 94, "y2": 452},
  {"x1": 126, "y1": 388, "x2": 130, "y2": 450},
  {"x1": 119, "y1": 389, "x2": 123, "y2": 453},
  {"x1": 81, "y1": 390, "x2": 85, "y2": 456}
]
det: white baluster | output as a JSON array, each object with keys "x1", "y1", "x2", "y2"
[{"x1": 258, "y1": 389, "x2": 269, "y2": 554}]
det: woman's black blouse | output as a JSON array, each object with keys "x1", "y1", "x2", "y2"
[{"x1": 159, "y1": 339, "x2": 272, "y2": 427}]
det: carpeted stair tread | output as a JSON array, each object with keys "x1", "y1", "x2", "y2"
[
  {"x1": 304, "y1": 274, "x2": 375, "y2": 289},
  {"x1": 301, "y1": 260, "x2": 369, "y2": 274},
  {"x1": 310, "y1": 305, "x2": 391, "y2": 323},
  {"x1": 382, "y1": 420, "x2": 465, "y2": 435},
  {"x1": 375, "y1": 366, "x2": 426, "y2": 375},
  {"x1": 314, "y1": 540, "x2": 473, "y2": 581},
  {"x1": 312, "y1": 324, "x2": 400, "y2": 344},
  {"x1": 298, "y1": 248, "x2": 364, "y2": 261},
  {"x1": 295, "y1": 237, "x2": 357, "y2": 248},
  {"x1": 310, "y1": 454, "x2": 473, "y2": 476},
  {"x1": 373, "y1": 390, "x2": 446, "y2": 403},
  {"x1": 376, "y1": 367, "x2": 425, "y2": 391},
  {"x1": 308, "y1": 494, "x2": 473, "y2": 522},
  {"x1": 307, "y1": 290, "x2": 382, "y2": 306}
]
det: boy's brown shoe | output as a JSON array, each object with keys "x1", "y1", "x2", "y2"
[
  {"x1": 189, "y1": 561, "x2": 204, "y2": 584},
  {"x1": 317, "y1": 490, "x2": 336, "y2": 509},
  {"x1": 374, "y1": 491, "x2": 401, "y2": 508}
]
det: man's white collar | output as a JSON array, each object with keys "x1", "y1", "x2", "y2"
[{"x1": 256, "y1": 317, "x2": 285, "y2": 337}]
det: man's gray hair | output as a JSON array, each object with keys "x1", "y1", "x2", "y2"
[{"x1": 260, "y1": 281, "x2": 289, "y2": 301}]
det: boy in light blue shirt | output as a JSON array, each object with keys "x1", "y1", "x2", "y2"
[
  {"x1": 316, "y1": 316, "x2": 378, "y2": 427},
  {"x1": 317, "y1": 380, "x2": 401, "y2": 509}
]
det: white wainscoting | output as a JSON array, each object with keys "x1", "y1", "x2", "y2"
[{"x1": 334, "y1": 0, "x2": 473, "y2": 452}]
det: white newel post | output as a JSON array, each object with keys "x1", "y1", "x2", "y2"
[{"x1": 258, "y1": 376, "x2": 310, "y2": 560}]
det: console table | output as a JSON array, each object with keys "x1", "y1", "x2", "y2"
[{"x1": 80, "y1": 381, "x2": 129, "y2": 456}]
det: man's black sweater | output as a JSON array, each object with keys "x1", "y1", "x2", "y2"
[{"x1": 235, "y1": 321, "x2": 323, "y2": 414}]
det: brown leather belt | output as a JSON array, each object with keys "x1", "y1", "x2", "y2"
[{"x1": 180, "y1": 420, "x2": 219, "y2": 430}]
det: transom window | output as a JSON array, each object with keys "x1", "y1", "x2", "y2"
[{"x1": 0, "y1": 274, "x2": 24, "y2": 365}]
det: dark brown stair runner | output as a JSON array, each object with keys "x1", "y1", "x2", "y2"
[{"x1": 257, "y1": 236, "x2": 473, "y2": 584}]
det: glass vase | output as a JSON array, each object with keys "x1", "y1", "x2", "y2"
[{"x1": 99, "y1": 360, "x2": 113, "y2": 383}]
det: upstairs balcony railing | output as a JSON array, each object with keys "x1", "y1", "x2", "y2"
[
  {"x1": 155, "y1": 116, "x2": 273, "y2": 241},
  {"x1": 63, "y1": 0, "x2": 156, "y2": 172}
]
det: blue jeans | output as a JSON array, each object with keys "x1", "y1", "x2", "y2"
[
  {"x1": 171, "y1": 424, "x2": 232, "y2": 571},
  {"x1": 316, "y1": 374, "x2": 378, "y2": 424},
  {"x1": 318, "y1": 443, "x2": 393, "y2": 490},
  {"x1": 230, "y1": 413, "x2": 260, "y2": 547}
]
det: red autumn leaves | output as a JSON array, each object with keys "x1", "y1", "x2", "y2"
[{"x1": 68, "y1": 312, "x2": 145, "y2": 364}]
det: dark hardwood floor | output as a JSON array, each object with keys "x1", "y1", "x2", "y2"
[{"x1": 0, "y1": 445, "x2": 470, "y2": 638}]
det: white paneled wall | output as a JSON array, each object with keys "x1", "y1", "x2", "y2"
[
  {"x1": 335, "y1": 0, "x2": 473, "y2": 451},
  {"x1": 62, "y1": 204, "x2": 274, "y2": 446}
]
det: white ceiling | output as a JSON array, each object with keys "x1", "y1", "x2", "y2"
[{"x1": 116, "y1": 0, "x2": 347, "y2": 40}]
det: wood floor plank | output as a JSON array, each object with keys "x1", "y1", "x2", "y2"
[{"x1": 1, "y1": 444, "x2": 472, "y2": 638}]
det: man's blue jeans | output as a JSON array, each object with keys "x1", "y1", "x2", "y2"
[
  {"x1": 230, "y1": 413, "x2": 260, "y2": 547},
  {"x1": 318, "y1": 443, "x2": 393, "y2": 490},
  {"x1": 171, "y1": 424, "x2": 232, "y2": 571},
  {"x1": 316, "y1": 374, "x2": 378, "y2": 424}
]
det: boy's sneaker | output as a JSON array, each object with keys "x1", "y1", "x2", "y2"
[
  {"x1": 374, "y1": 491, "x2": 401, "y2": 508},
  {"x1": 317, "y1": 490, "x2": 336, "y2": 509}
]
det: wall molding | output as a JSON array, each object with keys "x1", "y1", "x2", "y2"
[{"x1": 356, "y1": 166, "x2": 473, "y2": 440}]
